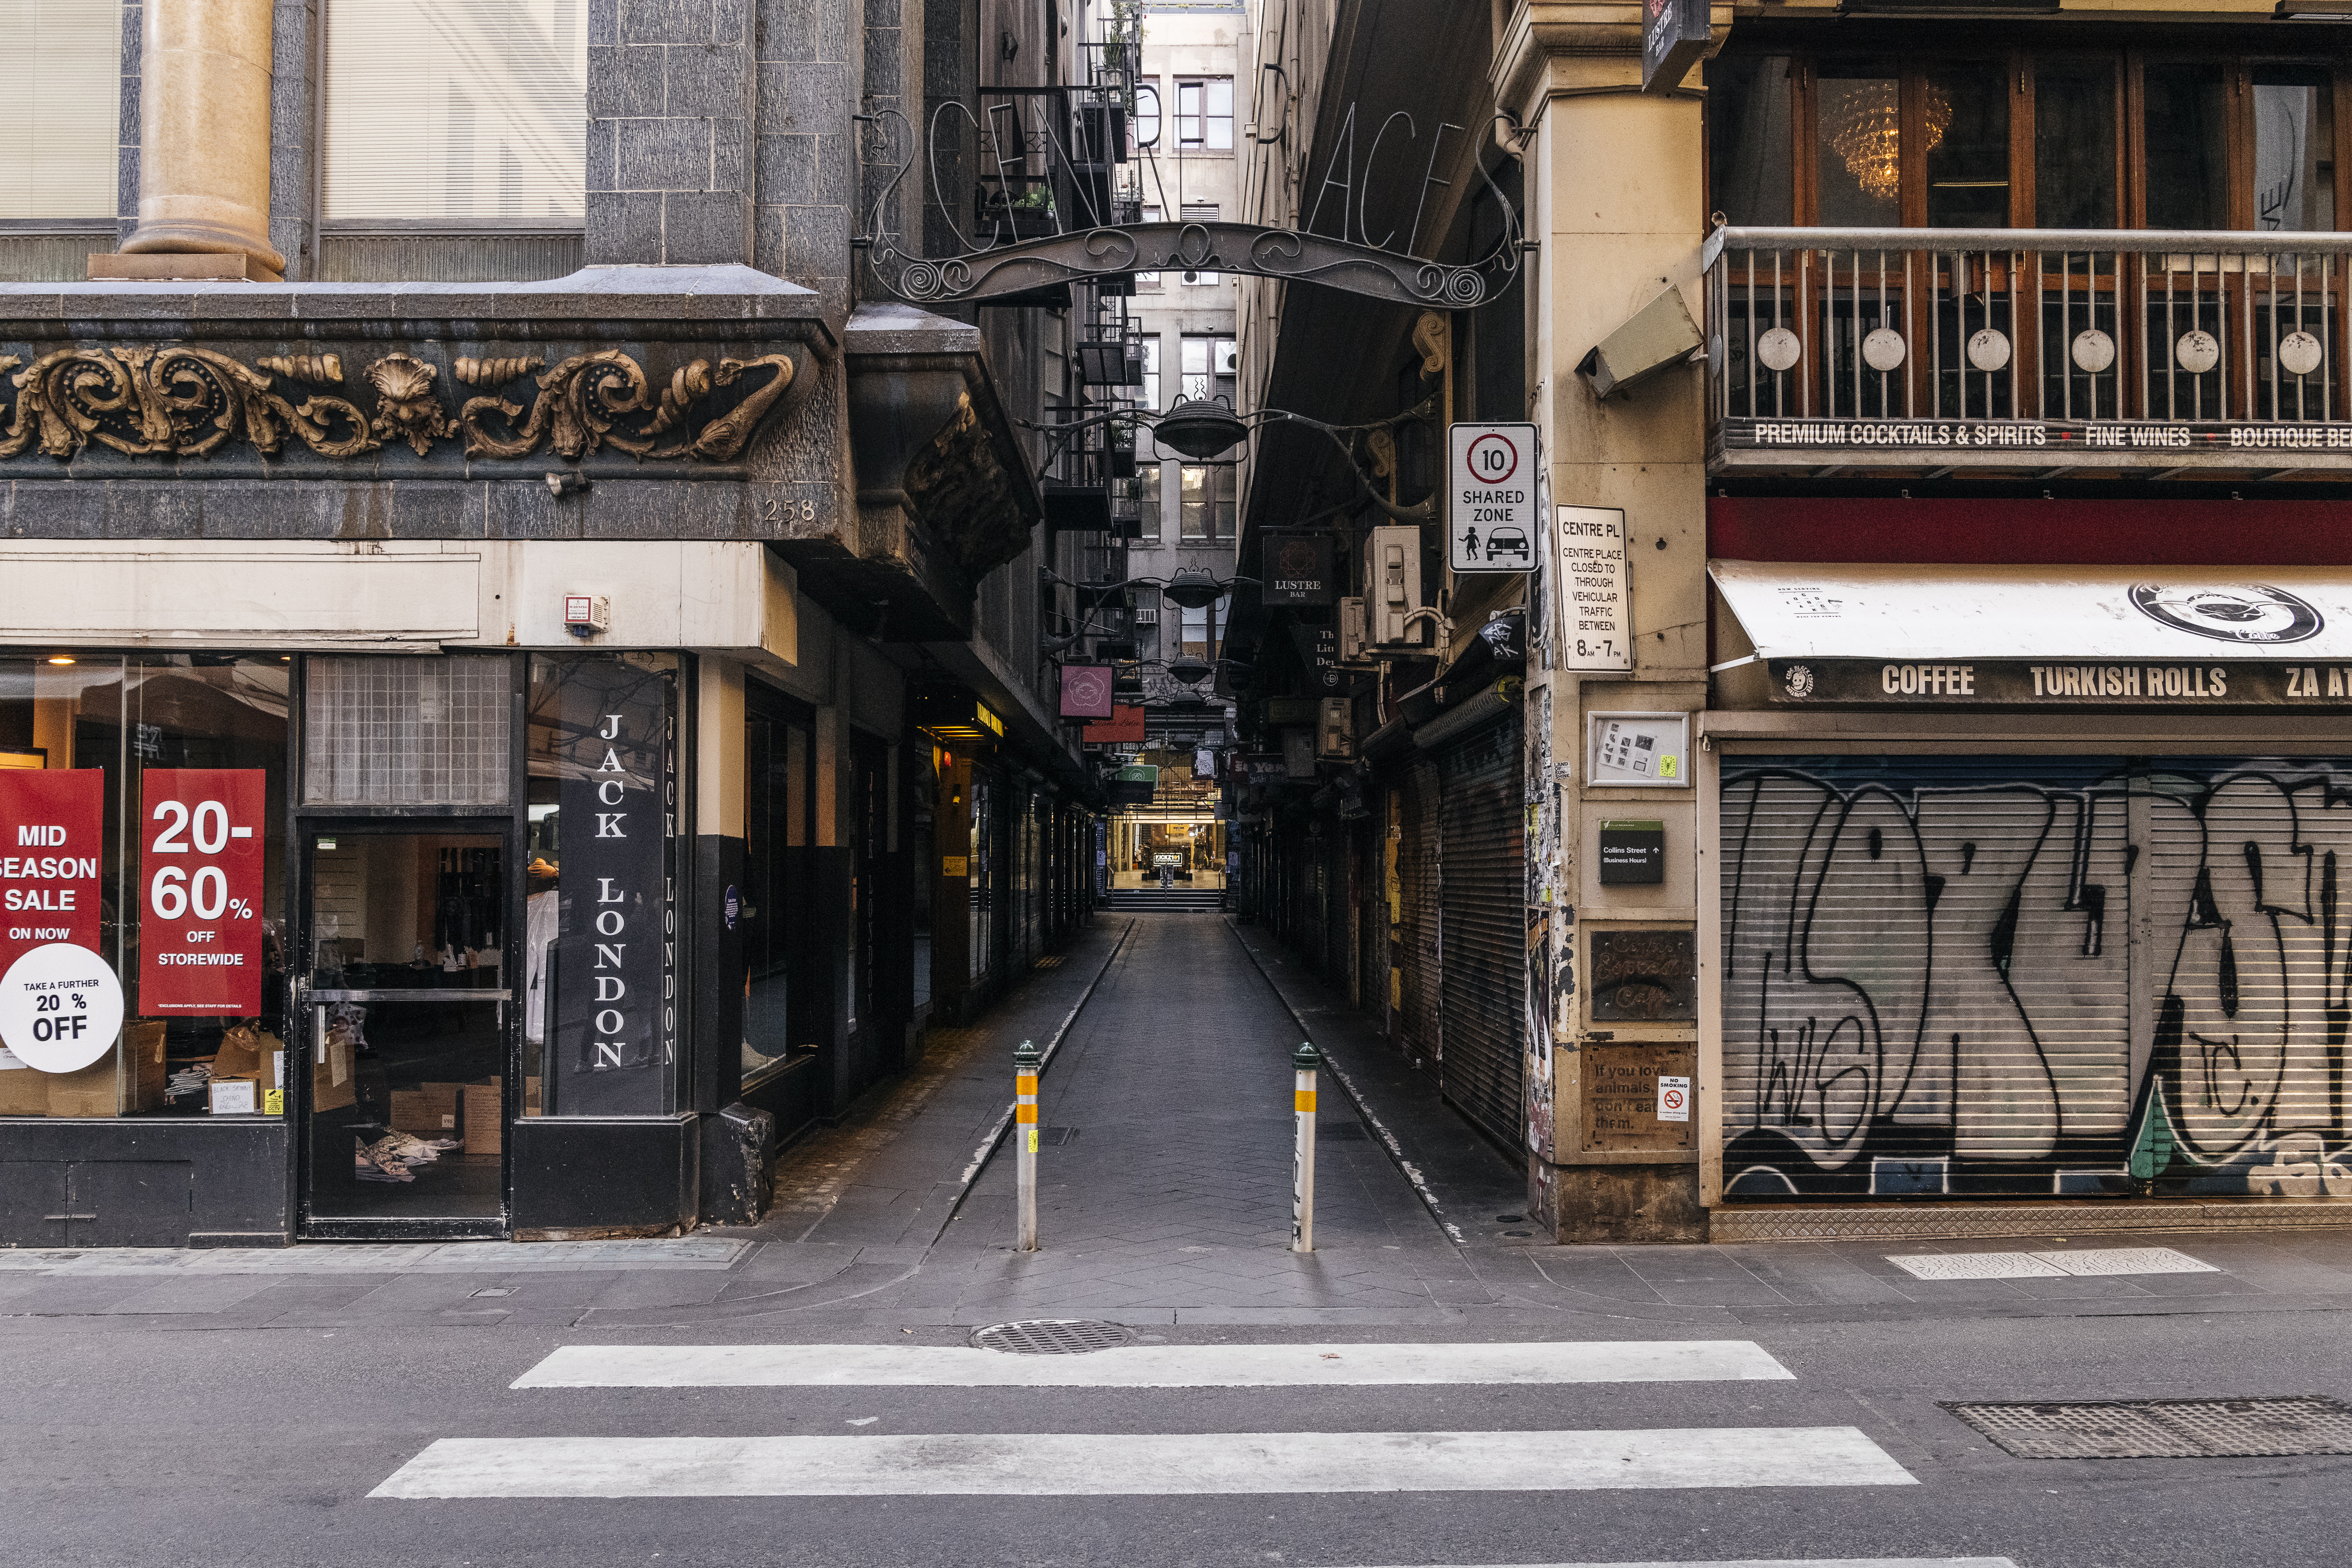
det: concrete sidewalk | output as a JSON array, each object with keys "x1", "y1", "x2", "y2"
[{"x1": 19, "y1": 911, "x2": 2352, "y2": 1334}]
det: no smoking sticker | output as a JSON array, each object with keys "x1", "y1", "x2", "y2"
[{"x1": 1656, "y1": 1074, "x2": 1690, "y2": 1122}]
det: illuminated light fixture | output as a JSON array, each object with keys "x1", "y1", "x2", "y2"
[
  {"x1": 1151, "y1": 396, "x2": 1248, "y2": 460},
  {"x1": 1822, "y1": 79, "x2": 1949, "y2": 202},
  {"x1": 46, "y1": 655, "x2": 75, "y2": 666}
]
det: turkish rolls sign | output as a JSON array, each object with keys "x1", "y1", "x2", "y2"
[
  {"x1": 1, "y1": 770, "x2": 102, "y2": 971},
  {"x1": 549, "y1": 665, "x2": 676, "y2": 1116},
  {"x1": 139, "y1": 770, "x2": 266, "y2": 1014}
]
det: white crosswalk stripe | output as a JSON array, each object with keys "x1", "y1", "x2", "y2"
[
  {"x1": 513, "y1": 1339, "x2": 1795, "y2": 1388},
  {"x1": 1350, "y1": 1562, "x2": 2016, "y2": 1567},
  {"x1": 369, "y1": 1426, "x2": 1917, "y2": 1498}
]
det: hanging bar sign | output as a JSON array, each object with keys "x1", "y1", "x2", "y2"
[
  {"x1": 0, "y1": 770, "x2": 103, "y2": 974},
  {"x1": 139, "y1": 770, "x2": 266, "y2": 1015}
]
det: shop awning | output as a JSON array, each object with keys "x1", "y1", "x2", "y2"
[{"x1": 1709, "y1": 560, "x2": 2352, "y2": 708}]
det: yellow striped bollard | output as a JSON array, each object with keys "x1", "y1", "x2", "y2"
[
  {"x1": 1015, "y1": 1039, "x2": 1040, "y2": 1252},
  {"x1": 1291, "y1": 1042, "x2": 1319, "y2": 1253}
]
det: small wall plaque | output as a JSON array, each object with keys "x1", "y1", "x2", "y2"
[{"x1": 1597, "y1": 819, "x2": 1665, "y2": 885}]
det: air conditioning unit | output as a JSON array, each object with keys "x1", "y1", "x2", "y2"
[
  {"x1": 1134, "y1": 607, "x2": 1159, "y2": 624},
  {"x1": 1369, "y1": 524, "x2": 1426, "y2": 646}
]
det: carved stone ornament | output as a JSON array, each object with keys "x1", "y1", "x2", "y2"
[
  {"x1": 0, "y1": 346, "x2": 377, "y2": 459},
  {"x1": 0, "y1": 345, "x2": 797, "y2": 464}
]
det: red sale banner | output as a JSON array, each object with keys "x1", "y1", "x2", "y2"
[
  {"x1": 139, "y1": 770, "x2": 266, "y2": 1015},
  {"x1": 0, "y1": 770, "x2": 103, "y2": 975}
]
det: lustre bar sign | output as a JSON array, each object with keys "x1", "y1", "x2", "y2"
[
  {"x1": 1723, "y1": 417, "x2": 2352, "y2": 454},
  {"x1": 1770, "y1": 658, "x2": 2352, "y2": 706}
]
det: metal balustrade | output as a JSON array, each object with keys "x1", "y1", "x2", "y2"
[{"x1": 1703, "y1": 226, "x2": 2350, "y2": 432}]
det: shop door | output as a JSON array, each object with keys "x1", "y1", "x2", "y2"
[
  {"x1": 1436, "y1": 715, "x2": 1526, "y2": 1152},
  {"x1": 298, "y1": 824, "x2": 514, "y2": 1236}
]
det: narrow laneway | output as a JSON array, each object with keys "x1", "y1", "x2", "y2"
[{"x1": 911, "y1": 915, "x2": 1476, "y2": 1318}]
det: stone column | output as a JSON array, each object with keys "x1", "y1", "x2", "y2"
[
  {"x1": 115, "y1": 0, "x2": 285, "y2": 278},
  {"x1": 1495, "y1": 2, "x2": 1724, "y2": 1243}
]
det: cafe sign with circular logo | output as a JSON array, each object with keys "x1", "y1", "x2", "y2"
[{"x1": 2129, "y1": 583, "x2": 2323, "y2": 645}]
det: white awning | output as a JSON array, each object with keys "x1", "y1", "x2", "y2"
[{"x1": 1709, "y1": 560, "x2": 2352, "y2": 664}]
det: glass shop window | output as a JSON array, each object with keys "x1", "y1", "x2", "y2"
[
  {"x1": 2254, "y1": 64, "x2": 2335, "y2": 232},
  {"x1": 0, "y1": 654, "x2": 290, "y2": 1120},
  {"x1": 1923, "y1": 63, "x2": 2008, "y2": 229},
  {"x1": 1706, "y1": 54, "x2": 1793, "y2": 226},
  {"x1": 2034, "y1": 58, "x2": 2118, "y2": 229},
  {"x1": 740, "y1": 680, "x2": 814, "y2": 1093},
  {"x1": 2142, "y1": 63, "x2": 2230, "y2": 230},
  {"x1": 522, "y1": 652, "x2": 681, "y2": 1118},
  {"x1": 0, "y1": 0, "x2": 118, "y2": 219},
  {"x1": 322, "y1": 0, "x2": 588, "y2": 222},
  {"x1": 1815, "y1": 59, "x2": 1902, "y2": 226}
]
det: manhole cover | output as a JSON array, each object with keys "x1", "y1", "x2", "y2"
[
  {"x1": 971, "y1": 1319, "x2": 1135, "y2": 1355},
  {"x1": 1943, "y1": 1396, "x2": 2352, "y2": 1459}
]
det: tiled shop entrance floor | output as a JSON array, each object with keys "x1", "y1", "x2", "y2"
[{"x1": 899, "y1": 915, "x2": 1489, "y2": 1318}]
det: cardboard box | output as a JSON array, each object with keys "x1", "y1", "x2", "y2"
[
  {"x1": 0, "y1": 1064, "x2": 46, "y2": 1115},
  {"x1": 463, "y1": 1079, "x2": 503, "y2": 1155},
  {"x1": 524, "y1": 1075, "x2": 542, "y2": 1116},
  {"x1": 390, "y1": 1082, "x2": 460, "y2": 1134},
  {"x1": 312, "y1": 1056, "x2": 356, "y2": 1112}
]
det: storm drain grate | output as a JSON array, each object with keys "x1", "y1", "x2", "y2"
[
  {"x1": 971, "y1": 1319, "x2": 1135, "y2": 1355},
  {"x1": 1943, "y1": 1396, "x2": 2352, "y2": 1459}
]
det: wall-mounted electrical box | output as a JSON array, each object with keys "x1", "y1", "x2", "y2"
[
  {"x1": 1339, "y1": 597, "x2": 1369, "y2": 661},
  {"x1": 563, "y1": 594, "x2": 610, "y2": 637},
  {"x1": 1317, "y1": 696, "x2": 1354, "y2": 759},
  {"x1": 1369, "y1": 524, "x2": 1424, "y2": 646}
]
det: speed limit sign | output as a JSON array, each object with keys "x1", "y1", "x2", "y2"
[{"x1": 1447, "y1": 423, "x2": 1539, "y2": 574}]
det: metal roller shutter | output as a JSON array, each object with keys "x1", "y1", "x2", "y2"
[
  {"x1": 1399, "y1": 755, "x2": 1443, "y2": 1063},
  {"x1": 1438, "y1": 713, "x2": 1525, "y2": 1151},
  {"x1": 1720, "y1": 752, "x2": 2352, "y2": 1202}
]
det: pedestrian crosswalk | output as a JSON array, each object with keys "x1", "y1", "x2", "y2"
[
  {"x1": 370, "y1": 1425, "x2": 1913, "y2": 1498},
  {"x1": 371, "y1": 1336, "x2": 1935, "y2": 1505},
  {"x1": 512, "y1": 1338, "x2": 1795, "y2": 1388}
]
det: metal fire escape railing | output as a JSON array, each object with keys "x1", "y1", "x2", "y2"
[{"x1": 1704, "y1": 226, "x2": 2352, "y2": 428}]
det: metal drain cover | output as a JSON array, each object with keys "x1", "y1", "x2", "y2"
[
  {"x1": 1944, "y1": 1396, "x2": 2352, "y2": 1459},
  {"x1": 971, "y1": 1319, "x2": 1135, "y2": 1355}
]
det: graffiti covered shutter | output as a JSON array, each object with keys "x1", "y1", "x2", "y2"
[
  {"x1": 1720, "y1": 753, "x2": 2343, "y2": 1200},
  {"x1": 1438, "y1": 713, "x2": 1525, "y2": 1151}
]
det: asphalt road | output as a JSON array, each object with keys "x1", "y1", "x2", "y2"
[{"x1": 8, "y1": 1302, "x2": 2349, "y2": 1567}]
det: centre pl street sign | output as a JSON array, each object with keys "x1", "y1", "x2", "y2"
[{"x1": 1448, "y1": 422, "x2": 1540, "y2": 575}]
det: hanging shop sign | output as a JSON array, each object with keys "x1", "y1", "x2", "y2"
[
  {"x1": 139, "y1": 769, "x2": 266, "y2": 1015},
  {"x1": 1554, "y1": 506, "x2": 1631, "y2": 671},
  {"x1": 1060, "y1": 664, "x2": 1115, "y2": 720},
  {"x1": 1288, "y1": 623, "x2": 1346, "y2": 692},
  {"x1": 1447, "y1": 423, "x2": 1539, "y2": 574},
  {"x1": 0, "y1": 769, "x2": 102, "y2": 975},
  {"x1": 1264, "y1": 533, "x2": 1337, "y2": 606},
  {"x1": 1766, "y1": 658, "x2": 2352, "y2": 707},
  {"x1": 1642, "y1": 0, "x2": 1711, "y2": 91},
  {"x1": 547, "y1": 667, "x2": 676, "y2": 1117},
  {"x1": 1083, "y1": 703, "x2": 1146, "y2": 743}
]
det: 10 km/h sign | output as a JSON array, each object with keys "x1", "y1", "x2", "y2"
[{"x1": 1447, "y1": 423, "x2": 1539, "y2": 574}]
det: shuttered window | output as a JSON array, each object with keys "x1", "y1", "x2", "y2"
[
  {"x1": 1437, "y1": 714, "x2": 1525, "y2": 1151},
  {"x1": 0, "y1": 0, "x2": 118, "y2": 219},
  {"x1": 1721, "y1": 753, "x2": 2352, "y2": 1201},
  {"x1": 323, "y1": 0, "x2": 586, "y2": 222}
]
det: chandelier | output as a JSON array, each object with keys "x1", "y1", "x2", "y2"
[{"x1": 1822, "y1": 80, "x2": 1950, "y2": 203}]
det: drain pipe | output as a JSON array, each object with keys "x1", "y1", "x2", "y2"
[
  {"x1": 1291, "y1": 1042, "x2": 1319, "y2": 1252},
  {"x1": 1015, "y1": 1039, "x2": 1041, "y2": 1252}
]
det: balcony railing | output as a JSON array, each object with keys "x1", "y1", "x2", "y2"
[{"x1": 1703, "y1": 226, "x2": 2352, "y2": 473}]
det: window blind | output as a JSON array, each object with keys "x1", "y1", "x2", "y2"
[
  {"x1": 0, "y1": 0, "x2": 119, "y2": 219},
  {"x1": 323, "y1": 0, "x2": 586, "y2": 223}
]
